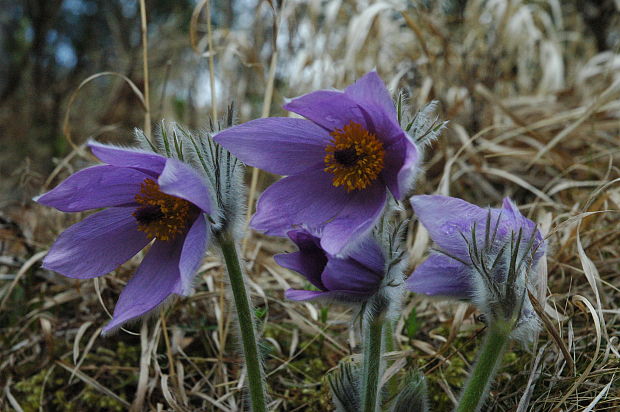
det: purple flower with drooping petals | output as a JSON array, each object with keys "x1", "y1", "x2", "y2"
[
  {"x1": 407, "y1": 195, "x2": 546, "y2": 340},
  {"x1": 35, "y1": 141, "x2": 212, "y2": 333},
  {"x1": 214, "y1": 71, "x2": 419, "y2": 254},
  {"x1": 274, "y1": 229, "x2": 386, "y2": 303},
  {"x1": 407, "y1": 195, "x2": 545, "y2": 298}
]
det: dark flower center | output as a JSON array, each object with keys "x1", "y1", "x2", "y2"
[
  {"x1": 133, "y1": 205, "x2": 165, "y2": 225},
  {"x1": 132, "y1": 178, "x2": 196, "y2": 241},
  {"x1": 333, "y1": 148, "x2": 362, "y2": 167}
]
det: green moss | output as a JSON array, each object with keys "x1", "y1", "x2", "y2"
[
  {"x1": 89, "y1": 341, "x2": 140, "y2": 368},
  {"x1": 14, "y1": 365, "x2": 127, "y2": 412},
  {"x1": 14, "y1": 369, "x2": 46, "y2": 411},
  {"x1": 423, "y1": 328, "x2": 473, "y2": 411},
  {"x1": 115, "y1": 341, "x2": 141, "y2": 366},
  {"x1": 67, "y1": 386, "x2": 125, "y2": 412}
]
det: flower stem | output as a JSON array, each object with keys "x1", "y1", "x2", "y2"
[
  {"x1": 456, "y1": 321, "x2": 512, "y2": 412},
  {"x1": 383, "y1": 321, "x2": 399, "y2": 397},
  {"x1": 362, "y1": 317, "x2": 384, "y2": 412},
  {"x1": 217, "y1": 234, "x2": 266, "y2": 412}
]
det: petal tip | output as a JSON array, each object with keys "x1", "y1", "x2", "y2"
[
  {"x1": 40, "y1": 256, "x2": 52, "y2": 271},
  {"x1": 319, "y1": 237, "x2": 341, "y2": 256},
  {"x1": 273, "y1": 254, "x2": 285, "y2": 265},
  {"x1": 85, "y1": 138, "x2": 99, "y2": 148},
  {"x1": 100, "y1": 322, "x2": 120, "y2": 336},
  {"x1": 32, "y1": 194, "x2": 43, "y2": 204},
  {"x1": 284, "y1": 288, "x2": 325, "y2": 301}
]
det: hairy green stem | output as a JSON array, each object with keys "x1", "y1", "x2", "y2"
[
  {"x1": 362, "y1": 318, "x2": 385, "y2": 412},
  {"x1": 456, "y1": 320, "x2": 512, "y2": 412},
  {"x1": 218, "y1": 234, "x2": 266, "y2": 412},
  {"x1": 383, "y1": 321, "x2": 399, "y2": 397}
]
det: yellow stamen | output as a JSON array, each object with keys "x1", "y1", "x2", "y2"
[
  {"x1": 324, "y1": 121, "x2": 385, "y2": 192},
  {"x1": 133, "y1": 178, "x2": 195, "y2": 241}
]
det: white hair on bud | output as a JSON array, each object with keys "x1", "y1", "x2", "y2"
[
  {"x1": 466, "y1": 221, "x2": 543, "y2": 345},
  {"x1": 408, "y1": 100, "x2": 448, "y2": 151}
]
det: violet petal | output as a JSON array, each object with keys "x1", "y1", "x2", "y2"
[
  {"x1": 321, "y1": 182, "x2": 387, "y2": 254},
  {"x1": 88, "y1": 141, "x2": 166, "y2": 175},
  {"x1": 357, "y1": 102, "x2": 405, "y2": 147},
  {"x1": 283, "y1": 90, "x2": 369, "y2": 131},
  {"x1": 287, "y1": 228, "x2": 322, "y2": 248},
  {"x1": 42, "y1": 207, "x2": 151, "y2": 279},
  {"x1": 502, "y1": 197, "x2": 546, "y2": 260},
  {"x1": 344, "y1": 71, "x2": 398, "y2": 124},
  {"x1": 406, "y1": 254, "x2": 471, "y2": 298},
  {"x1": 410, "y1": 195, "x2": 501, "y2": 260},
  {"x1": 103, "y1": 236, "x2": 184, "y2": 333},
  {"x1": 158, "y1": 158, "x2": 212, "y2": 213},
  {"x1": 274, "y1": 250, "x2": 327, "y2": 291},
  {"x1": 381, "y1": 136, "x2": 419, "y2": 199},
  {"x1": 34, "y1": 165, "x2": 146, "y2": 212},
  {"x1": 213, "y1": 117, "x2": 330, "y2": 175},
  {"x1": 321, "y1": 257, "x2": 383, "y2": 295},
  {"x1": 250, "y1": 170, "x2": 350, "y2": 236},
  {"x1": 284, "y1": 289, "x2": 329, "y2": 301},
  {"x1": 178, "y1": 215, "x2": 209, "y2": 295},
  {"x1": 347, "y1": 236, "x2": 385, "y2": 273}
]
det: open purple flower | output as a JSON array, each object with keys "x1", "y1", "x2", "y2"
[
  {"x1": 407, "y1": 195, "x2": 545, "y2": 299},
  {"x1": 275, "y1": 229, "x2": 385, "y2": 302},
  {"x1": 214, "y1": 71, "x2": 419, "y2": 254},
  {"x1": 35, "y1": 142, "x2": 212, "y2": 333}
]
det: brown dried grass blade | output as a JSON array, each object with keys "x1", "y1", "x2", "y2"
[
  {"x1": 55, "y1": 360, "x2": 131, "y2": 408},
  {"x1": 554, "y1": 295, "x2": 602, "y2": 408},
  {"x1": 63, "y1": 72, "x2": 146, "y2": 151},
  {"x1": 528, "y1": 290, "x2": 574, "y2": 373}
]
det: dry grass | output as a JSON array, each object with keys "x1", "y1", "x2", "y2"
[{"x1": 1, "y1": 0, "x2": 620, "y2": 411}]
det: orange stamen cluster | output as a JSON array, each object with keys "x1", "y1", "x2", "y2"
[
  {"x1": 133, "y1": 178, "x2": 194, "y2": 241},
  {"x1": 324, "y1": 121, "x2": 385, "y2": 192}
]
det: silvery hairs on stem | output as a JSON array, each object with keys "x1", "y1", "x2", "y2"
[
  {"x1": 141, "y1": 109, "x2": 267, "y2": 411},
  {"x1": 365, "y1": 205, "x2": 410, "y2": 323},
  {"x1": 327, "y1": 208, "x2": 411, "y2": 412},
  {"x1": 135, "y1": 106, "x2": 246, "y2": 240},
  {"x1": 329, "y1": 364, "x2": 430, "y2": 412}
]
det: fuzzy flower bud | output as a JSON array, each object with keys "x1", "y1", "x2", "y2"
[
  {"x1": 328, "y1": 362, "x2": 361, "y2": 412},
  {"x1": 407, "y1": 195, "x2": 546, "y2": 342},
  {"x1": 390, "y1": 369, "x2": 429, "y2": 412}
]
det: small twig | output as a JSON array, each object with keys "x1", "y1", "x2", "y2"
[
  {"x1": 161, "y1": 312, "x2": 177, "y2": 379},
  {"x1": 206, "y1": 0, "x2": 217, "y2": 121},
  {"x1": 528, "y1": 290, "x2": 575, "y2": 373},
  {"x1": 139, "y1": 0, "x2": 152, "y2": 140},
  {"x1": 243, "y1": 2, "x2": 281, "y2": 252}
]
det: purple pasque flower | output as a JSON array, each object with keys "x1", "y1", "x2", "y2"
[
  {"x1": 407, "y1": 195, "x2": 546, "y2": 338},
  {"x1": 214, "y1": 71, "x2": 419, "y2": 254},
  {"x1": 274, "y1": 229, "x2": 386, "y2": 302},
  {"x1": 35, "y1": 141, "x2": 212, "y2": 333},
  {"x1": 407, "y1": 195, "x2": 545, "y2": 297}
]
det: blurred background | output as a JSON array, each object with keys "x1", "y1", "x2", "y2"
[
  {"x1": 2, "y1": 0, "x2": 618, "y2": 205},
  {"x1": 1, "y1": 0, "x2": 619, "y2": 410}
]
